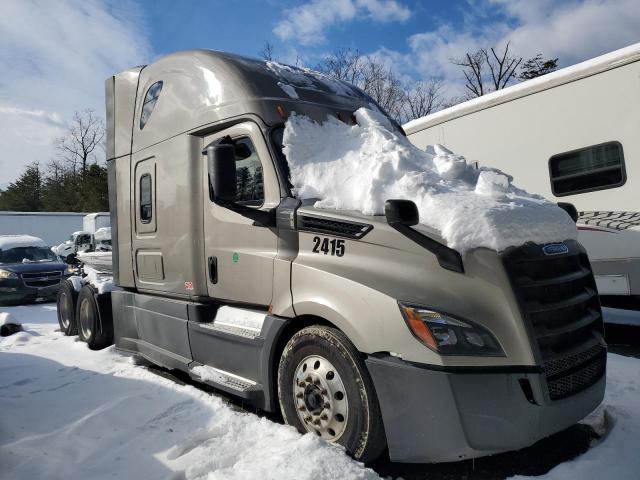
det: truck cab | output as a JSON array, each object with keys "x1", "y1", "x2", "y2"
[{"x1": 97, "y1": 50, "x2": 606, "y2": 463}]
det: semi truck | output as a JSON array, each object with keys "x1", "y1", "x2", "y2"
[
  {"x1": 404, "y1": 43, "x2": 640, "y2": 309},
  {"x1": 56, "y1": 50, "x2": 606, "y2": 464}
]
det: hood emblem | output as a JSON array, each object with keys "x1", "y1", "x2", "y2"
[{"x1": 542, "y1": 243, "x2": 569, "y2": 256}]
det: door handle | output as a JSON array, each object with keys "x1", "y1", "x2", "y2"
[{"x1": 208, "y1": 256, "x2": 218, "y2": 284}]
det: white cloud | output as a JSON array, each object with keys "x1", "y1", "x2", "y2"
[
  {"x1": 397, "y1": 0, "x2": 640, "y2": 99},
  {"x1": 0, "y1": 0, "x2": 151, "y2": 186},
  {"x1": 274, "y1": 0, "x2": 411, "y2": 46}
]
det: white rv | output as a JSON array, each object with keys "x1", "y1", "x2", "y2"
[{"x1": 405, "y1": 43, "x2": 640, "y2": 307}]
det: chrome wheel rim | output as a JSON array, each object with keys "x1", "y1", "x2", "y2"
[
  {"x1": 293, "y1": 355, "x2": 349, "y2": 442},
  {"x1": 59, "y1": 292, "x2": 70, "y2": 329},
  {"x1": 80, "y1": 298, "x2": 92, "y2": 339}
]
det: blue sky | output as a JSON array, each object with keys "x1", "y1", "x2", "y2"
[
  {"x1": 1, "y1": 0, "x2": 640, "y2": 184},
  {"x1": 139, "y1": 1, "x2": 465, "y2": 63}
]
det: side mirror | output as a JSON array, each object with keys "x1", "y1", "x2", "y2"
[
  {"x1": 204, "y1": 144, "x2": 237, "y2": 204},
  {"x1": 65, "y1": 253, "x2": 77, "y2": 265},
  {"x1": 385, "y1": 199, "x2": 419, "y2": 226},
  {"x1": 557, "y1": 202, "x2": 578, "y2": 223}
]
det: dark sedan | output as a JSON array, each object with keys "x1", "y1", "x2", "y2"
[{"x1": 0, "y1": 245, "x2": 70, "y2": 305}]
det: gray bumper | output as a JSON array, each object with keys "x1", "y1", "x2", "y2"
[{"x1": 365, "y1": 355, "x2": 605, "y2": 463}]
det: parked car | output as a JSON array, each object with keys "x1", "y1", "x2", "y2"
[{"x1": 0, "y1": 235, "x2": 70, "y2": 305}]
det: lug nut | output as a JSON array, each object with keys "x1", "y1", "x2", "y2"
[
  {"x1": 296, "y1": 392, "x2": 303, "y2": 399},
  {"x1": 314, "y1": 379, "x2": 321, "y2": 386},
  {"x1": 306, "y1": 376, "x2": 313, "y2": 383},
  {"x1": 298, "y1": 406, "x2": 306, "y2": 411},
  {"x1": 304, "y1": 416, "x2": 312, "y2": 422},
  {"x1": 320, "y1": 414, "x2": 328, "y2": 421},
  {"x1": 313, "y1": 419, "x2": 321, "y2": 426},
  {"x1": 323, "y1": 402, "x2": 331, "y2": 409},
  {"x1": 320, "y1": 389, "x2": 328, "y2": 396}
]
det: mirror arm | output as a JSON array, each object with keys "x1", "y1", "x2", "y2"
[{"x1": 218, "y1": 200, "x2": 276, "y2": 227}]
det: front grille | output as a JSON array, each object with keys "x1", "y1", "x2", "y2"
[
  {"x1": 502, "y1": 240, "x2": 606, "y2": 401},
  {"x1": 21, "y1": 270, "x2": 63, "y2": 288},
  {"x1": 298, "y1": 215, "x2": 373, "y2": 239},
  {"x1": 547, "y1": 350, "x2": 606, "y2": 400}
]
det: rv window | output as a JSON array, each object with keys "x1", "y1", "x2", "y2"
[
  {"x1": 140, "y1": 174, "x2": 152, "y2": 223},
  {"x1": 549, "y1": 142, "x2": 626, "y2": 196},
  {"x1": 140, "y1": 81, "x2": 163, "y2": 130},
  {"x1": 233, "y1": 137, "x2": 264, "y2": 206}
]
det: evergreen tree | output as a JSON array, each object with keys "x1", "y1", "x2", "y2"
[
  {"x1": 0, "y1": 163, "x2": 43, "y2": 211},
  {"x1": 519, "y1": 54, "x2": 559, "y2": 80}
]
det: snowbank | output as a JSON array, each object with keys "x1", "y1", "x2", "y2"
[
  {"x1": 283, "y1": 108, "x2": 577, "y2": 253},
  {"x1": 0, "y1": 235, "x2": 47, "y2": 250}
]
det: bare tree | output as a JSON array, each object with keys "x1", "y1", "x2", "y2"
[
  {"x1": 55, "y1": 109, "x2": 105, "y2": 176},
  {"x1": 452, "y1": 43, "x2": 522, "y2": 98},
  {"x1": 318, "y1": 50, "x2": 408, "y2": 122},
  {"x1": 403, "y1": 79, "x2": 443, "y2": 121},
  {"x1": 317, "y1": 48, "x2": 364, "y2": 84},
  {"x1": 259, "y1": 41, "x2": 275, "y2": 61},
  {"x1": 484, "y1": 43, "x2": 522, "y2": 90},
  {"x1": 452, "y1": 50, "x2": 486, "y2": 97}
]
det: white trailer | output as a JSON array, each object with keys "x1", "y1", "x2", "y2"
[
  {"x1": 0, "y1": 212, "x2": 86, "y2": 246},
  {"x1": 82, "y1": 212, "x2": 110, "y2": 234},
  {"x1": 405, "y1": 43, "x2": 640, "y2": 305}
]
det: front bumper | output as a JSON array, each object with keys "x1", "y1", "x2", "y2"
[
  {"x1": 366, "y1": 355, "x2": 605, "y2": 463},
  {"x1": 0, "y1": 280, "x2": 61, "y2": 304}
]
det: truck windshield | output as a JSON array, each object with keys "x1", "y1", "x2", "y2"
[{"x1": 0, "y1": 247, "x2": 57, "y2": 264}]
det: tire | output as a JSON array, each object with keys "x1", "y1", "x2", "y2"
[
  {"x1": 278, "y1": 325, "x2": 386, "y2": 464},
  {"x1": 76, "y1": 285, "x2": 112, "y2": 350},
  {"x1": 56, "y1": 279, "x2": 78, "y2": 336}
]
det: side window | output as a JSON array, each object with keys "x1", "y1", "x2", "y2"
[
  {"x1": 234, "y1": 137, "x2": 264, "y2": 206},
  {"x1": 140, "y1": 81, "x2": 163, "y2": 130},
  {"x1": 549, "y1": 142, "x2": 626, "y2": 196},
  {"x1": 140, "y1": 174, "x2": 153, "y2": 223}
]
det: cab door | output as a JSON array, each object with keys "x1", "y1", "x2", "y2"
[{"x1": 202, "y1": 122, "x2": 280, "y2": 306}]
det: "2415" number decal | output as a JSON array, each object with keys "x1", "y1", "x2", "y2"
[{"x1": 312, "y1": 236, "x2": 345, "y2": 257}]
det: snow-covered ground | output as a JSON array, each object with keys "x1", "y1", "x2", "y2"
[{"x1": 1, "y1": 304, "x2": 639, "y2": 480}]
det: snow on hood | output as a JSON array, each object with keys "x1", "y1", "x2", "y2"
[
  {"x1": 0, "y1": 235, "x2": 47, "y2": 251},
  {"x1": 283, "y1": 108, "x2": 577, "y2": 253}
]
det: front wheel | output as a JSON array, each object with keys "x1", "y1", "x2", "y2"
[{"x1": 277, "y1": 325, "x2": 386, "y2": 463}]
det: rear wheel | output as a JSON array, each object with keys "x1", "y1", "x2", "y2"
[
  {"x1": 76, "y1": 285, "x2": 112, "y2": 350},
  {"x1": 278, "y1": 325, "x2": 386, "y2": 463},
  {"x1": 56, "y1": 279, "x2": 78, "y2": 336}
]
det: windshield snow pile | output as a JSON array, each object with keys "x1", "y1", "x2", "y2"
[{"x1": 283, "y1": 108, "x2": 577, "y2": 253}]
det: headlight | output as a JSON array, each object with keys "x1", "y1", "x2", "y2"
[
  {"x1": 64, "y1": 266, "x2": 75, "y2": 275},
  {"x1": 399, "y1": 303, "x2": 505, "y2": 356},
  {"x1": 0, "y1": 269, "x2": 17, "y2": 280}
]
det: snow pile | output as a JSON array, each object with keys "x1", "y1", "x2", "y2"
[
  {"x1": 0, "y1": 311, "x2": 16, "y2": 326},
  {"x1": 283, "y1": 108, "x2": 577, "y2": 253},
  {"x1": 67, "y1": 265, "x2": 117, "y2": 295},
  {"x1": 82, "y1": 265, "x2": 116, "y2": 294},
  {"x1": 0, "y1": 235, "x2": 47, "y2": 250},
  {"x1": 0, "y1": 304, "x2": 379, "y2": 480}
]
